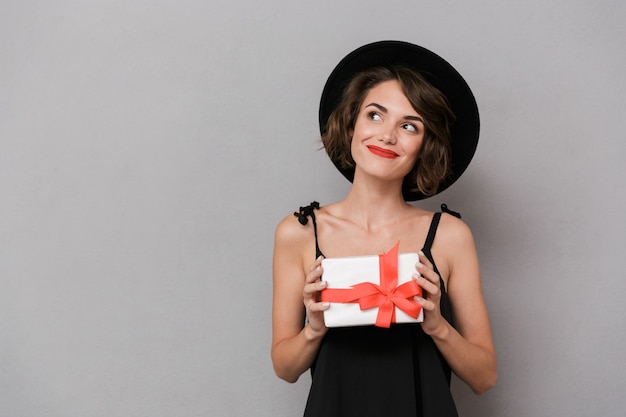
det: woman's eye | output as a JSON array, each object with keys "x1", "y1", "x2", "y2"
[
  {"x1": 402, "y1": 123, "x2": 418, "y2": 132},
  {"x1": 368, "y1": 112, "x2": 382, "y2": 121}
]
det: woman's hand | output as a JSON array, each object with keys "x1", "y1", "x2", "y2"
[
  {"x1": 302, "y1": 256, "x2": 329, "y2": 340},
  {"x1": 414, "y1": 251, "x2": 447, "y2": 337}
]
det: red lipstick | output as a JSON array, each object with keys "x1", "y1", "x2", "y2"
[{"x1": 367, "y1": 145, "x2": 399, "y2": 159}]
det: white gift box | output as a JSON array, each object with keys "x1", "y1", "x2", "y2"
[{"x1": 321, "y1": 249, "x2": 423, "y2": 328}]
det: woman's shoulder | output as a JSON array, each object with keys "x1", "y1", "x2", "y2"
[
  {"x1": 274, "y1": 202, "x2": 330, "y2": 268},
  {"x1": 275, "y1": 211, "x2": 311, "y2": 245},
  {"x1": 435, "y1": 210, "x2": 475, "y2": 249},
  {"x1": 274, "y1": 202, "x2": 325, "y2": 248}
]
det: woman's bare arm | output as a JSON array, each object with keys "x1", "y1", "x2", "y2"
[
  {"x1": 271, "y1": 215, "x2": 329, "y2": 383},
  {"x1": 416, "y1": 214, "x2": 497, "y2": 394}
]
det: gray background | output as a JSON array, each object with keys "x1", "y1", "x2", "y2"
[{"x1": 1, "y1": 0, "x2": 625, "y2": 416}]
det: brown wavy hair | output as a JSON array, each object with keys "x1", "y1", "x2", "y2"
[{"x1": 322, "y1": 66, "x2": 455, "y2": 197}]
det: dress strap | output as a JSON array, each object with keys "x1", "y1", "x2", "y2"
[
  {"x1": 423, "y1": 212, "x2": 442, "y2": 254},
  {"x1": 440, "y1": 203, "x2": 461, "y2": 219},
  {"x1": 423, "y1": 204, "x2": 462, "y2": 254},
  {"x1": 294, "y1": 201, "x2": 323, "y2": 258}
]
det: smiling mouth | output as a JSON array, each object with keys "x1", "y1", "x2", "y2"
[{"x1": 367, "y1": 145, "x2": 399, "y2": 159}]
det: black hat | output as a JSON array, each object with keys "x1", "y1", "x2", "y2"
[{"x1": 319, "y1": 40, "x2": 480, "y2": 201}]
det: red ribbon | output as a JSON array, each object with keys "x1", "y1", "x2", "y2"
[{"x1": 321, "y1": 242, "x2": 422, "y2": 328}]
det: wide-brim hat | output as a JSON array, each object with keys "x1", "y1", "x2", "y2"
[{"x1": 319, "y1": 40, "x2": 480, "y2": 201}]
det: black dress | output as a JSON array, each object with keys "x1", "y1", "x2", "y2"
[{"x1": 294, "y1": 203, "x2": 458, "y2": 417}]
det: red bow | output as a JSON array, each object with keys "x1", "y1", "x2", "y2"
[{"x1": 321, "y1": 242, "x2": 422, "y2": 328}]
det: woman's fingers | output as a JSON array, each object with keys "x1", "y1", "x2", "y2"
[
  {"x1": 414, "y1": 251, "x2": 442, "y2": 317},
  {"x1": 415, "y1": 253, "x2": 440, "y2": 291},
  {"x1": 303, "y1": 280, "x2": 326, "y2": 301},
  {"x1": 413, "y1": 272, "x2": 439, "y2": 295},
  {"x1": 303, "y1": 256, "x2": 324, "y2": 299},
  {"x1": 303, "y1": 256, "x2": 330, "y2": 321},
  {"x1": 306, "y1": 256, "x2": 324, "y2": 282},
  {"x1": 416, "y1": 251, "x2": 436, "y2": 279},
  {"x1": 413, "y1": 295, "x2": 438, "y2": 311},
  {"x1": 308, "y1": 300, "x2": 330, "y2": 313}
]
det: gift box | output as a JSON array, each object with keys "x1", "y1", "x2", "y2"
[{"x1": 321, "y1": 242, "x2": 423, "y2": 328}]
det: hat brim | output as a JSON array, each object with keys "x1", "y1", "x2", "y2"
[{"x1": 319, "y1": 40, "x2": 480, "y2": 201}]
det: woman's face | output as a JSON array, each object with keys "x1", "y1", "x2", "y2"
[{"x1": 350, "y1": 80, "x2": 425, "y2": 182}]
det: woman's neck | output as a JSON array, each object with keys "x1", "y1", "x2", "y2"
[{"x1": 339, "y1": 179, "x2": 412, "y2": 232}]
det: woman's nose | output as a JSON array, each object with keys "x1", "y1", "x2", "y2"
[{"x1": 378, "y1": 127, "x2": 396, "y2": 144}]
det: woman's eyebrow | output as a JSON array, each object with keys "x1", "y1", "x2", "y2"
[
  {"x1": 365, "y1": 102, "x2": 424, "y2": 123},
  {"x1": 365, "y1": 102, "x2": 388, "y2": 113},
  {"x1": 405, "y1": 115, "x2": 424, "y2": 123}
]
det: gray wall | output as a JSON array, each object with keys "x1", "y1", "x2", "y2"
[{"x1": 1, "y1": 1, "x2": 624, "y2": 416}]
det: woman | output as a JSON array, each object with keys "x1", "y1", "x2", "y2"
[{"x1": 271, "y1": 41, "x2": 496, "y2": 417}]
